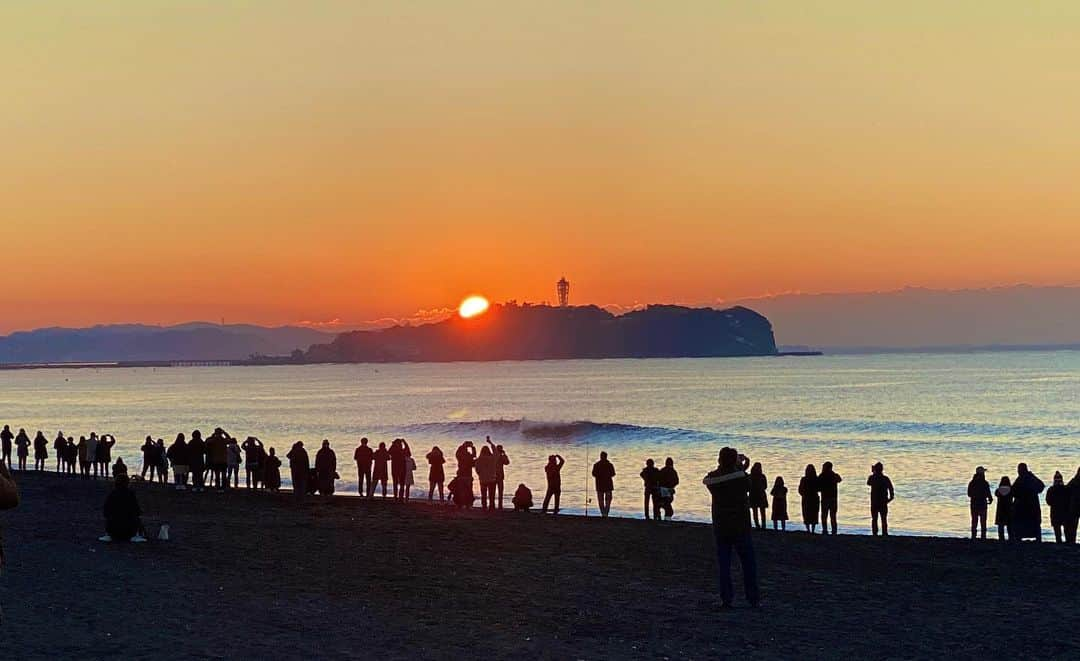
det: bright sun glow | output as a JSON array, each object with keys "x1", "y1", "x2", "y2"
[{"x1": 458, "y1": 295, "x2": 490, "y2": 319}]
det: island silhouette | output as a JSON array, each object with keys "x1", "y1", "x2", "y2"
[{"x1": 303, "y1": 303, "x2": 777, "y2": 363}]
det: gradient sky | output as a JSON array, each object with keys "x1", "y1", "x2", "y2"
[{"x1": 3, "y1": 2, "x2": 1080, "y2": 333}]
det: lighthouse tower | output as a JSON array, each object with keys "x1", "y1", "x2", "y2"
[{"x1": 556, "y1": 277, "x2": 570, "y2": 307}]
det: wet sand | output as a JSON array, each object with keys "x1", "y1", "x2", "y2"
[{"x1": 1, "y1": 472, "x2": 1078, "y2": 659}]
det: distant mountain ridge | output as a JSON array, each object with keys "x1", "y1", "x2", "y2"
[
  {"x1": 0, "y1": 323, "x2": 332, "y2": 364},
  {"x1": 728, "y1": 284, "x2": 1080, "y2": 350},
  {"x1": 304, "y1": 303, "x2": 777, "y2": 363}
]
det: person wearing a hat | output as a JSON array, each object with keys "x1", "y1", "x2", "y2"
[{"x1": 967, "y1": 466, "x2": 993, "y2": 540}]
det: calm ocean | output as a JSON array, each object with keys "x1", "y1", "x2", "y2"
[{"x1": 2, "y1": 352, "x2": 1078, "y2": 537}]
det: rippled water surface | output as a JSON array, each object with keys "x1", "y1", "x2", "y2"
[{"x1": 2, "y1": 352, "x2": 1079, "y2": 536}]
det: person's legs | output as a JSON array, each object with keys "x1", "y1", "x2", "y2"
[
  {"x1": 663, "y1": 497, "x2": 674, "y2": 520},
  {"x1": 997, "y1": 523, "x2": 1006, "y2": 541},
  {"x1": 542, "y1": 487, "x2": 554, "y2": 513},
  {"x1": 1053, "y1": 524, "x2": 1063, "y2": 543},
  {"x1": 829, "y1": 506, "x2": 838, "y2": 535},
  {"x1": 643, "y1": 490, "x2": 652, "y2": 520},
  {"x1": 881, "y1": 511, "x2": 889, "y2": 536},
  {"x1": 713, "y1": 534, "x2": 734, "y2": 607},
  {"x1": 734, "y1": 533, "x2": 760, "y2": 606},
  {"x1": 979, "y1": 511, "x2": 987, "y2": 539},
  {"x1": 553, "y1": 489, "x2": 560, "y2": 514},
  {"x1": 1066, "y1": 518, "x2": 1078, "y2": 544},
  {"x1": 871, "y1": 510, "x2": 880, "y2": 536},
  {"x1": 496, "y1": 479, "x2": 505, "y2": 510},
  {"x1": 603, "y1": 491, "x2": 612, "y2": 517},
  {"x1": 970, "y1": 510, "x2": 978, "y2": 539}
]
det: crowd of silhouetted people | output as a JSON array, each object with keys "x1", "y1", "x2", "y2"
[{"x1": 3, "y1": 423, "x2": 1080, "y2": 546}]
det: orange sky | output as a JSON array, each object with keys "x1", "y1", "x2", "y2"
[{"x1": 3, "y1": 2, "x2": 1080, "y2": 333}]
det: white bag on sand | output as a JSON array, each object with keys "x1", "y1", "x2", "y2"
[{"x1": 158, "y1": 524, "x2": 170, "y2": 541}]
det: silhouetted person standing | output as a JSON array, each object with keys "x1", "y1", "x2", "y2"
[
  {"x1": 166, "y1": 433, "x2": 189, "y2": 489},
  {"x1": 639, "y1": 458, "x2": 661, "y2": 520},
  {"x1": 1011, "y1": 463, "x2": 1045, "y2": 542},
  {"x1": 486, "y1": 437, "x2": 510, "y2": 509},
  {"x1": 390, "y1": 439, "x2": 410, "y2": 500},
  {"x1": 242, "y1": 437, "x2": 264, "y2": 490},
  {"x1": 476, "y1": 446, "x2": 498, "y2": 511},
  {"x1": 33, "y1": 431, "x2": 48, "y2": 471},
  {"x1": 287, "y1": 441, "x2": 310, "y2": 502},
  {"x1": 1046, "y1": 471, "x2": 1069, "y2": 544},
  {"x1": 140, "y1": 436, "x2": 156, "y2": 480},
  {"x1": 315, "y1": 440, "x2": 336, "y2": 496},
  {"x1": 542, "y1": 454, "x2": 565, "y2": 514},
  {"x1": 591, "y1": 451, "x2": 615, "y2": 517},
  {"x1": 426, "y1": 446, "x2": 446, "y2": 501},
  {"x1": 967, "y1": 466, "x2": 993, "y2": 539},
  {"x1": 53, "y1": 432, "x2": 65, "y2": 472},
  {"x1": 0, "y1": 425, "x2": 13, "y2": 467},
  {"x1": 798, "y1": 464, "x2": 819, "y2": 533},
  {"x1": 818, "y1": 462, "x2": 842, "y2": 535},
  {"x1": 867, "y1": 462, "x2": 895, "y2": 536},
  {"x1": 1066, "y1": 468, "x2": 1080, "y2": 544},
  {"x1": 97, "y1": 434, "x2": 116, "y2": 478},
  {"x1": 372, "y1": 442, "x2": 390, "y2": 499},
  {"x1": 354, "y1": 438, "x2": 374, "y2": 497},
  {"x1": 264, "y1": 448, "x2": 282, "y2": 492},
  {"x1": 748, "y1": 462, "x2": 767, "y2": 530},
  {"x1": 188, "y1": 430, "x2": 206, "y2": 492},
  {"x1": 658, "y1": 457, "x2": 680, "y2": 520},
  {"x1": 994, "y1": 477, "x2": 1013, "y2": 541},
  {"x1": 703, "y1": 447, "x2": 759, "y2": 609},
  {"x1": 770, "y1": 476, "x2": 788, "y2": 530},
  {"x1": 14, "y1": 429, "x2": 30, "y2": 471}
]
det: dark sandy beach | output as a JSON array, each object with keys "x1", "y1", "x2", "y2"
[{"x1": 1, "y1": 472, "x2": 1078, "y2": 660}]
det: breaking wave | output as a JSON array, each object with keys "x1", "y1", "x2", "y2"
[{"x1": 399, "y1": 419, "x2": 710, "y2": 444}]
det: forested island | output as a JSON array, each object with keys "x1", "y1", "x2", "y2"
[{"x1": 303, "y1": 303, "x2": 778, "y2": 363}]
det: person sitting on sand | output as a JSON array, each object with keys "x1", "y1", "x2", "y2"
[
  {"x1": 967, "y1": 466, "x2": 993, "y2": 540},
  {"x1": 287, "y1": 441, "x2": 310, "y2": 502},
  {"x1": 32, "y1": 431, "x2": 47, "y2": 472},
  {"x1": 639, "y1": 458, "x2": 661, "y2": 520},
  {"x1": 101, "y1": 475, "x2": 146, "y2": 543},
  {"x1": 1010, "y1": 463, "x2": 1045, "y2": 542},
  {"x1": 14, "y1": 429, "x2": 30, "y2": 471},
  {"x1": 263, "y1": 448, "x2": 282, "y2": 492},
  {"x1": 448, "y1": 475, "x2": 475, "y2": 509},
  {"x1": 372, "y1": 442, "x2": 390, "y2": 499},
  {"x1": 512, "y1": 483, "x2": 533, "y2": 512},
  {"x1": 994, "y1": 476, "x2": 1013, "y2": 541},
  {"x1": 167, "y1": 434, "x2": 189, "y2": 490},
  {"x1": 476, "y1": 446, "x2": 498, "y2": 511},
  {"x1": 1066, "y1": 468, "x2": 1080, "y2": 544},
  {"x1": 818, "y1": 462, "x2": 842, "y2": 535},
  {"x1": 591, "y1": 451, "x2": 616, "y2": 518},
  {"x1": 703, "y1": 447, "x2": 759, "y2": 609},
  {"x1": 426, "y1": 446, "x2": 446, "y2": 502},
  {"x1": 867, "y1": 462, "x2": 895, "y2": 537},
  {"x1": 798, "y1": 464, "x2": 819, "y2": 533},
  {"x1": 242, "y1": 437, "x2": 264, "y2": 490},
  {"x1": 112, "y1": 457, "x2": 128, "y2": 479},
  {"x1": 542, "y1": 454, "x2": 565, "y2": 514},
  {"x1": 770, "y1": 476, "x2": 788, "y2": 530},
  {"x1": 658, "y1": 457, "x2": 680, "y2": 520},
  {"x1": 1046, "y1": 471, "x2": 1069, "y2": 544},
  {"x1": 354, "y1": 438, "x2": 374, "y2": 498},
  {"x1": 315, "y1": 440, "x2": 337, "y2": 496},
  {"x1": 748, "y1": 462, "x2": 768, "y2": 530}
]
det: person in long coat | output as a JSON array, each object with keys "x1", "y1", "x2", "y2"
[
  {"x1": 798, "y1": 464, "x2": 820, "y2": 533},
  {"x1": 314, "y1": 440, "x2": 337, "y2": 496},
  {"x1": 1010, "y1": 463, "x2": 1045, "y2": 541}
]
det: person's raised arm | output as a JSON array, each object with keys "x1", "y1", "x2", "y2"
[{"x1": 556, "y1": 455, "x2": 565, "y2": 468}]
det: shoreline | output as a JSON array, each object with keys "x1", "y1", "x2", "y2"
[{"x1": 2, "y1": 472, "x2": 1078, "y2": 659}]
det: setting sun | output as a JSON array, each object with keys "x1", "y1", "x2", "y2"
[{"x1": 458, "y1": 295, "x2": 490, "y2": 319}]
